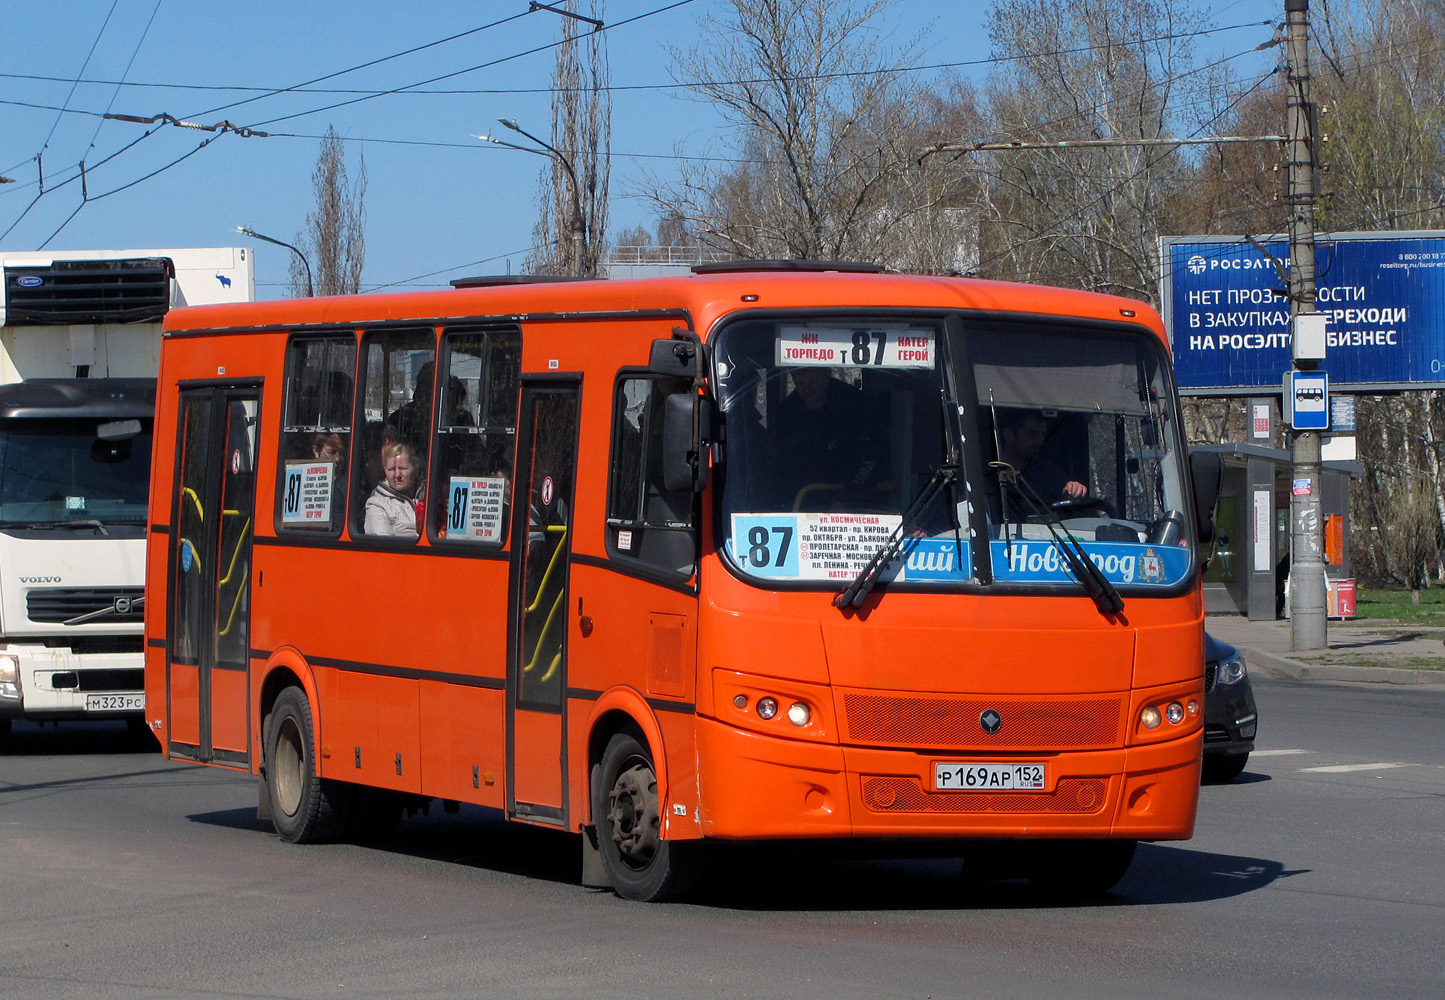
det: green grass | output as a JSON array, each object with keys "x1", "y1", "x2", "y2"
[{"x1": 1353, "y1": 586, "x2": 1445, "y2": 627}]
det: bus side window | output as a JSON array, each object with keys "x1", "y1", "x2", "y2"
[
  {"x1": 278, "y1": 335, "x2": 355, "y2": 536},
  {"x1": 606, "y1": 374, "x2": 697, "y2": 576},
  {"x1": 355, "y1": 328, "x2": 435, "y2": 542},
  {"x1": 431, "y1": 328, "x2": 521, "y2": 545}
]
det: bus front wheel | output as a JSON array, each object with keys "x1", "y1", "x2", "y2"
[
  {"x1": 1028, "y1": 839, "x2": 1136, "y2": 896},
  {"x1": 594, "y1": 731, "x2": 705, "y2": 902},
  {"x1": 265, "y1": 687, "x2": 349, "y2": 844}
]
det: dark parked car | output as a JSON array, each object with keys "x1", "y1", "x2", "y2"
[{"x1": 1202, "y1": 632, "x2": 1258, "y2": 782}]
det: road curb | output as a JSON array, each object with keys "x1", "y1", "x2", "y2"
[{"x1": 1239, "y1": 646, "x2": 1445, "y2": 685}]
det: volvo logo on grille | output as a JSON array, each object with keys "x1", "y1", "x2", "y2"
[
  {"x1": 979, "y1": 709, "x2": 1002, "y2": 734},
  {"x1": 114, "y1": 597, "x2": 134, "y2": 615}
]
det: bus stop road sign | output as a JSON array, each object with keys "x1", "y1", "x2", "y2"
[{"x1": 1285, "y1": 370, "x2": 1330, "y2": 430}]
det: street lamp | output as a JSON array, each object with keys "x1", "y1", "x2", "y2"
[
  {"x1": 482, "y1": 118, "x2": 587, "y2": 276},
  {"x1": 234, "y1": 225, "x2": 314, "y2": 297}
]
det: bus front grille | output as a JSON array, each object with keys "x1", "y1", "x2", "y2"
[
  {"x1": 842, "y1": 693, "x2": 1122, "y2": 751},
  {"x1": 860, "y1": 776, "x2": 1109, "y2": 814}
]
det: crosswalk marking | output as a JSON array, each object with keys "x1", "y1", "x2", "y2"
[
  {"x1": 1252, "y1": 749, "x2": 1310, "y2": 756},
  {"x1": 1299, "y1": 762, "x2": 1413, "y2": 773}
]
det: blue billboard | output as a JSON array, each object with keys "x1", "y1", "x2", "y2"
[{"x1": 1161, "y1": 232, "x2": 1445, "y2": 392}]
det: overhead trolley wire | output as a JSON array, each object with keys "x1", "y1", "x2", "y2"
[{"x1": 240, "y1": 0, "x2": 697, "y2": 129}]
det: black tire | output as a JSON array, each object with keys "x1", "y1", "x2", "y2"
[
  {"x1": 1027, "y1": 839, "x2": 1136, "y2": 896},
  {"x1": 594, "y1": 731, "x2": 706, "y2": 902},
  {"x1": 264, "y1": 687, "x2": 349, "y2": 843},
  {"x1": 1202, "y1": 753, "x2": 1249, "y2": 784}
]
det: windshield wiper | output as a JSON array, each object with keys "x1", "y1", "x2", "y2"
[
  {"x1": 993, "y1": 464, "x2": 1124, "y2": 617},
  {"x1": 0, "y1": 519, "x2": 112, "y2": 535},
  {"x1": 834, "y1": 464, "x2": 958, "y2": 610}
]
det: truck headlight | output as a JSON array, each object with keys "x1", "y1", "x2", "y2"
[{"x1": 0, "y1": 654, "x2": 20, "y2": 700}]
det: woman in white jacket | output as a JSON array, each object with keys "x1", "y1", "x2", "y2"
[{"x1": 364, "y1": 441, "x2": 424, "y2": 538}]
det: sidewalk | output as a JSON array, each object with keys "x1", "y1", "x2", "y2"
[{"x1": 1205, "y1": 615, "x2": 1445, "y2": 686}]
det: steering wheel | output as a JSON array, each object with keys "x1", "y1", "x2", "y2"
[{"x1": 1050, "y1": 496, "x2": 1116, "y2": 518}]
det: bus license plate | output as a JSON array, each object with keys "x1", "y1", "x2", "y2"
[
  {"x1": 86, "y1": 693, "x2": 144, "y2": 712},
  {"x1": 934, "y1": 762, "x2": 1046, "y2": 791}
]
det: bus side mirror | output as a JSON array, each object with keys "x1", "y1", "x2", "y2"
[
  {"x1": 650, "y1": 337, "x2": 700, "y2": 378},
  {"x1": 1189, "y1": 450, "x2": 1223, "y2": 545},
  {"x1": 662, "y1": 393, "x2": 713, "y2": 493}
]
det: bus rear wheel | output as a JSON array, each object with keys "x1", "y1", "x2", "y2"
[
  {"x1": 594, "y1": 731, "x2": 704, "y2": 902},
  {"x1": 265, "y1": 687, "x2": 349, "y2": 844}
]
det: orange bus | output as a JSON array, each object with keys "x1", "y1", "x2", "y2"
[{"x1": 144, "y1": 261, "x2": 1218, "y2": 901}]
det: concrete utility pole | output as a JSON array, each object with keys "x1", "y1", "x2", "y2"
[{"x1": 1285, "y1": 0, "x2": 1328, "y2": 649}]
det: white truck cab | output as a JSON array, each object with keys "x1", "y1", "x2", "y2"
[{"x1": 0, "y1": 248, "x2": 253, "y2": 743}]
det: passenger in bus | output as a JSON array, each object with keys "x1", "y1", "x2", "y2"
[
  {"x1": 389, "y1": 363, "x2": 473, "y2": 450},
  {"x1": 364, "y1": 441, "x2": 424, "y2": 538},
  {"x1": 774, "y1": 366, "x2": 882, "y2": 509},
  {"x1": 311, "y1": 432, "x2": 343, "y2": 464},
  {"x1": 312, "y1": 433, "x2": 347, "y2": 532},
  {"x1": 991, "y1": 410, "x2": 1087, "y2": 513},
  {"x1": 388, "y1": 362, "x2": 438, "y2": 451}
]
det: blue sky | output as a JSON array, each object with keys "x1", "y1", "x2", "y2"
[{"x1": 0, "y1": 0, "x2": 1282, "y2": 298}]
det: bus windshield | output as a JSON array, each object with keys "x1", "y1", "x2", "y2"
[
  {"x1": 0, "y1": 420, "x2": 152, "y2": 536},
  {"x1": 713, "y1": 314, "x2": 1194, "y2": 592}
]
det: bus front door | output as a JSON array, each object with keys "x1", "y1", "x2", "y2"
[
  {"x1": 506, "y1": 380, "x2": 580, "y2": 827},
  {"x1": 166, "y1": 387, "x2": 260, "y2": 767}
]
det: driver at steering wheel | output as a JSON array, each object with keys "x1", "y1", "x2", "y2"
[{"x1": 994, "y1": 410, "x2": 1087, "y2": 506}]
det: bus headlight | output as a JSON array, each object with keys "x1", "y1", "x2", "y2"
[
  {"x1": 1140, "y1": 706, "x2": 1161, "y2": 729},
  {"x1": 714, "y1": 669, "x2": 835, "y2": 743},
  {"x1": 0, "y1": 654, "x2": 20, "y2": 700}
]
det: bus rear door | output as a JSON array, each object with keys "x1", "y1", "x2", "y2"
[{"x1": 166, "y1": 386, "x2": 260, "y2": 766}]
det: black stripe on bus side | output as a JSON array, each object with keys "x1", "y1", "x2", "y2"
[
  {"x1": 567, "y1": 552, "x2": 699, "y2": 597},
  {"x1": 249, "y1": 649, "x2": 506, "y2": 691},
  {"x1": 566, "y1": 687, "x2": 696, "y2": 715},
  {"x1": 250, "y1": 534, "x2": 512, "y2": 560},
  {"x1": 150, "y1": 523, "x2": 171, "y2": 535},
  {"x1": 149, "y1": 637, "x2": 168, "y2": 649}
]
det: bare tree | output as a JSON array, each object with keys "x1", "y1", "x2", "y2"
[
  {"x1": 643, "y1": 0, "x2": 974, "y2": 271},
  {"x1": 973, "y1": 0, "x2": 1214, "y2": 303},
  {"x1": 526, "y1": 0, "x2": 610, "y2": 277},
  {"x1": 292, "y1": 125, "x2": 366, "y2": 297}
]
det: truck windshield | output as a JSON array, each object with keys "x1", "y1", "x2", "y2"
[
  {"x1": 0, "y1": 420, "x2": 152, "y2": 533},
  {"x1": 713, "y1": 314, "x2": 1194, "y2": 593}
]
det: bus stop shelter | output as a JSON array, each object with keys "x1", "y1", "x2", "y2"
[{"x1": 1192, "y1": 443, "x2": 1360, "y2": 621}]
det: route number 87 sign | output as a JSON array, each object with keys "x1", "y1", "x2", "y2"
[{"x1": 776, "y1": 324, "x2": 935, "y2": 369}]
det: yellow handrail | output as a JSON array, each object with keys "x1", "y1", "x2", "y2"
[
  {"x1": 523, "y1": 586, "x2": 565, "y2": 679},
  {"x1": 523, "y1": 525, "x2": 569, "y2": 615},
  {"x1": 182, "y1": 487, "x2": 204, "y2": 520}
]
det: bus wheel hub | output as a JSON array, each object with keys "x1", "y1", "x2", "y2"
[{"x1": 607, "y1": 763, "x2": 659, "y2": 865}]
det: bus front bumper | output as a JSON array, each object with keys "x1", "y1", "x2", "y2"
[{"x1": 694, "y1": 716, "x2": 1199, "y2": 842}]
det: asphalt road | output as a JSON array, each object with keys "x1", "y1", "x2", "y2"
[{"x1": 2, "y1": 677, "x2": 1442, "y2": 1000}]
